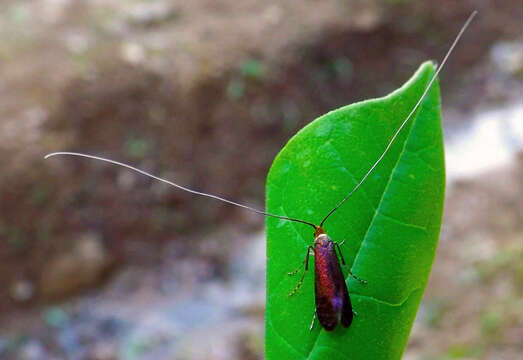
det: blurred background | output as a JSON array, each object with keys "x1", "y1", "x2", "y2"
[{"x1": 0, "y1": 1, "x2": 521, "y2": 359}]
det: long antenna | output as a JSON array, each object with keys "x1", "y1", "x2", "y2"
[
  {"x1": 44, "y1": 152, "x2": 317, "y2": 229},
  {"x1": 319, "y1": 11, "x2": 477, "y2": 228},
  {"x1": 45, "y1": 12, "x2": 476, "y2": 233}
]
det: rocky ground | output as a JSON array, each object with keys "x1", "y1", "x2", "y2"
[{"x1": 0, "y1": 1, "x2": 522, "y2": 359}]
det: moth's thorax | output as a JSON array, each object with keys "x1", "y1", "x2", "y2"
[{"x1": 314, "y1": 233, "x2": 331, "y2": 247}]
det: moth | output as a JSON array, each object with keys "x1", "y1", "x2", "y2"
[
  {"x1": 286, "y1": 225, "x2": 366, "y2": 330},
  {"x1": 45, "y1": 12, "x2": 476, "y2": 331}
]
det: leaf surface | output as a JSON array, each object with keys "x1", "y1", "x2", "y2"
[{"x1": 266, "y1": 62, "x2": 445, "y2": 359}]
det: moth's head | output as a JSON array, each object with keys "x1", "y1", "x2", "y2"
[{"x1": 314, "y1": 226, "x2": 326, "y2": 238}]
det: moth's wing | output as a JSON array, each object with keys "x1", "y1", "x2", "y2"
[
  {"x1": 329, "y1": 241, "x2": 353, "y2": 329},
  {"x1": 340, "y1": 283, "x2": 353, "y2": 328},
  {"x1": 314, "y1": 241, "x2": 340, "y2": 331},
  {"x1": 315, "y1": 292, "x2": 338, "y2": 331}
]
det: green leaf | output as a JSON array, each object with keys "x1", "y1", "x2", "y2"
[{"x1": 266, "y1": 62, "x2": 445, "y2": 359}]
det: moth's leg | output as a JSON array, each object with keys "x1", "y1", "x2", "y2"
[
  {"x1": 347, "y1": 269, "x2": 367, "y2": 284},
  {"x1": 288, "y1": 246, "x2": 315, "y2": 297},
  {"x1": 309, "y1": 309, "x2": 317, "y2": 331},
  {"x1": 334, "y1": 241, "x2": 347, "y2": 265},
  {"x1": 352, "y1": 309, "x2": 359, "y2": 316},
  {"x1": 287, "y1": 257, "x2": 306, "y2": 276},
  {"x1": 287, "y1": 245, "x2": 314, "y2": 275},
  {"x1": 339, "y1": 239, "x2": 346, "y2": 247},
  {"x1": 334, "y1": 242, "x2": 367, "y2": 284}
]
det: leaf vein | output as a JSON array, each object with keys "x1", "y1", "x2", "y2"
[
  {"x1": 267, "y1": 315, "x2": 308, "y2": 357},
  {"x1": 377, "y1": 212, "x2": 428, "y2": 232},
  {"x1": 350, "y1": 287, "x2": 422, "y2": 307}
]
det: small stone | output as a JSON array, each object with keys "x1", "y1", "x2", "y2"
[
  {"x1": 39, "y1": 232, "x2": 112, "y2": 299},
  {"x1": 491, "y1": 41, "x2": 523, "y2": 76},
  {"x1": 19, "y1": 340, "x2": 46, "y2": 360},
  {"x1": 10, "y1": 279, "x2": 34, "y2": 302},
  {"x1": 124, "y1": 2, "x2": 178, "y2": 27},
  {"x1": 121, "y1": 42, "x2": 146, "y2": 65},
  {"x1": 87, "y1": 342, "x2": 118, "y2": 360}
]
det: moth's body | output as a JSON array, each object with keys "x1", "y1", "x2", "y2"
[{"x1": 314, "y1": 229, "x2": 353, "y2": 330}]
